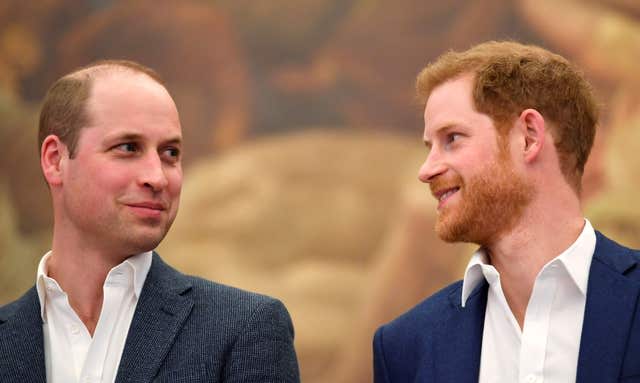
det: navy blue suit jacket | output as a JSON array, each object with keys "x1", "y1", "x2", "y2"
[
  {"x1": 373, "y1": 232, "x2": 640, "y2": 382},
  {"x1": 0, "y1": 253, "x2": 300, "y2": 382}
]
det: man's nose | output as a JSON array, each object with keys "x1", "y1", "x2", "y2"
[
  {"x1": 139, "y1": 153, "x2": 169, "y2": 192},
  {"x1": 418, "y1": 150, "x2": 446, "y2": 183}
]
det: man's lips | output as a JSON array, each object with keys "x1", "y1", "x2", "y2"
[
  {"x1": 126, "y1": 201, "x2": 166, "y2": 210},
  {"x1": 431, "y1": 187, "x2": 460, "y2": 209},
  {"x1": 124, "y1": 201, "x2": 167, "y2": 218}
]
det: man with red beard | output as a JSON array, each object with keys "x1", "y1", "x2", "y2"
[{"x1": 373, "y1": 41, "x2": 640, "y2": 383}]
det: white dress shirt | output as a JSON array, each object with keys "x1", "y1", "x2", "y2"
[
  {"x1": 36, "y1": 251, "x2": 152, "y2": 383},
  {"x1": 461, "y1": 219, "x2": 596, "y2": 383}
]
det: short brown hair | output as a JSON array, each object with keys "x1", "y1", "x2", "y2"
[
  {"x1": 38, "y1": 59, "x2": 165, "y2": 157},
  {"x1": 416, "y1": 41, "x2": 599, "y2": 190}
]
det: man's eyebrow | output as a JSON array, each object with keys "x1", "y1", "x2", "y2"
[
  {"x1": 103, "y1": 132, "x2": 143, "y2": 143},
  {"x1": 162, "y1": 136, "x2": 183, "y2": 146},
  {"x1": 104, "y1": 133, "x2": 183, "y2": 145},
  {"x1": 424, "y1": 124, "x2": 461, "y2": 146}
]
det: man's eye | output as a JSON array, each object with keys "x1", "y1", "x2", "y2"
[
  {"x1": 447, "y1": 133, "x2": 460, "y2": 143},
  {"x1": 168, "y1": 148, "x2": 180, "y2": 157},
  {"x1": 115, "y1": 143, "x2": 138, "y2": 152},
  {"x1": 162, "y1": 147, "x2": 181, "y2": 161}
]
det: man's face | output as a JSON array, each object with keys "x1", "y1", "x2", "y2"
[
  {"x1": 58, "y1": 72, "x2": 182, "y2": 257},
  {"x1": 418, "y1": 75, "x2": 532, "y2": 245}
]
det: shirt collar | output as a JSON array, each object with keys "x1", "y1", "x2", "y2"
[
  {"x1": 118, "y1": 251, "x2": 153, "y2": 298},
  {"x1": 552, "y1": 219, "x2": 596, "y2": 296},
  {"x1": 36, "y1": 251, "x2": 153, "y2": 321},
  {"x1": 35, "y1": 251, "x2": 53, "y2": 320},
  {"x1": 461, "y1": 248, "x2": 490, "y2": 307},
  {"x1": 460, "y1": 219, "x2": 596, "y2": 307}
]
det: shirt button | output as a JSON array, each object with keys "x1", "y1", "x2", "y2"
[
  {"x1": 70, "y1": 324, "x2": 81, "y2": 335},
  {"x1": 525, "y1": 374, "x2": 540, "y2": 383}
]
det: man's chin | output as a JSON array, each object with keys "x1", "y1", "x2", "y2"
[
  {"x1": 435, "y1": 215, "x2": 478, "y2": 244},
  {"x1": 436, "y1": 226, "x2": 464, "y2": 243},
  {"x1": 435, "y1": 217, "x2": 461, "y2": 243},
  {"x1": 123, "y1": 228, "x2": 168, "y2": 253}
]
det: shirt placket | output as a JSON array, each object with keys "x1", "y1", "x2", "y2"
[
  {"x1": 46, "y1": 280, "x2": 92, "y2": 383},
  {"x1": 79, "y1": 267, "x2": 131, "y2": 383},
  {"x1": 519, "y1": 265, "x2": 558, "y2": 383}
]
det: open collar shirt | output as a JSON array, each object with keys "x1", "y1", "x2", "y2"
[
  {"x1": 461, "y1": 219, "x2": 596, "y2": 383},
  {"x1": 36, "y1": 251, "x2": 152, "y2": 383}
]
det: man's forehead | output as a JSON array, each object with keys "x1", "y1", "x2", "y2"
[
  {"x1": 424, "y1": 75, "x2": 474, "y2": 112},
  {"x1": 77, "y1": 71, "x2": 181, "y2": 142},
  {"x1": 85, "y1": 71, "x2": 175, "y2": 115},
  {"x1": 423, "y1": 76, "x2": 476, "y2": 131}
]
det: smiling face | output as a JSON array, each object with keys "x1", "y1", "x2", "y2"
[
  {"x1": 56, "y1": 71, "x2": 183, "y2": 258},
  {"x1": 418, "y1": 75, "x2": 532, "y2": 245}
]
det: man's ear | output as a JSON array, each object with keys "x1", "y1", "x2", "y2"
[
  {"x1": 41, "y1": 135, "x2": 68, "y2": 187},
  {"x1": 518, "y1": 108, "x2": 546, "y2": 164}
]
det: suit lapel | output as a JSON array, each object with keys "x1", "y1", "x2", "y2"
[
  {"x1": 0, "y1": 288, "x2": 47, "y2": 383},
  {"x1": 577, "y1": 232, "x2": 640, "y2": 383},
  {"x1": 433, "y1": 282, "x2": 487, "y2": 382},
  {"x1": 115, "y1": 253, "x2": 194, "y2": 383}
]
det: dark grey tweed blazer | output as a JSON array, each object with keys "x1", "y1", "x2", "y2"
[{"x1": 0, "y1": 253, "x2": 300, "y2": 382}]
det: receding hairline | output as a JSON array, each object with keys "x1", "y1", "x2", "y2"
[
  {"x1": 72, "y1": 61, "x2": 173, "y2": 119},
  {"x1": 63, "y1": 60, "x2": 166, "y2": 88}
]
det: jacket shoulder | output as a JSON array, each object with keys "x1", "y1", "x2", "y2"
[
  {"x1": 373, "y1": 281, "x2": 463, "y2": 383},
  {"x1": 0, "y1": 287, "x2": 38, "y2": 323},
  {"x1": 595, "y1": 231, "x2": 640, "y2": 256},
  {"x1": 149, "y1": 253, "x2": 288, "y2": 320},
  {"x1": 383, "y1": 280, "x2": 462, "y2": 335},
  {"x1": 182, "y1": 274, "x2": 288, "y2": 319},
  {"x1": 593, "y1": 231, "x2": 640, "y2": 278},
  {"x1": 0, "y1": 298, "x2": 20, "y2": 321},
  {"x1": 148, "y1": 254, "x2": 294, "y2": 338},
  {"x1": 148, "y1": 258, "x2": 299, "y2": 382}
]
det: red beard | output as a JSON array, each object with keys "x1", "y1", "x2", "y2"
[{"x1": 430, "y1": 151, "x2": 533, "y2": 246}]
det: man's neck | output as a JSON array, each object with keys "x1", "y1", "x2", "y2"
[
  {"x1": 483, "y1": 196, "x2": 585, "y2": 329},
  {"x1": 48, "y1": 233, "x2": 130, "y2": 336}
]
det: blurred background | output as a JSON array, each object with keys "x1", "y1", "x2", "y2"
[{"x1": 1, "y1": 0, "x2": 640, "y2": 381}]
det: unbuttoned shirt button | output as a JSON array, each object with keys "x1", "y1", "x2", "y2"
[
  {"x1": 525, "y1": 374, "x2": 541, "y2": 383},
  {"x1": 70, "y1": 324, "x2": 81, "y2": 335}
]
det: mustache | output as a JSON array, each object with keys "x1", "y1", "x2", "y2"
[{"x1": 429, "y1": 175, "x2": 463, "y2": 197}]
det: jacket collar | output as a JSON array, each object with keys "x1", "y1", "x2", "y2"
[
  {"x1": 430, "y1": 281, "x2": 487, "y2": 383},
  {"x1": 576, "y1": 231, "x2": 640, "y2": 382},
  {"x1": 115, "y1": 252, "x2": 194, "y2": 383}
]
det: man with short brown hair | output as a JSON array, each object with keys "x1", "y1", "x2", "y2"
[
  {"x1": 0, "y1": 60, "x2": 300, "y2": 383},
  {"x1": 373, "y1": 41, "x2": 640, "y2": 382}
]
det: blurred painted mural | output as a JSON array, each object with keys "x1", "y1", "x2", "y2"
[{"x1": 1, "y1": 0, "x2": 639, "y2": 381}]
